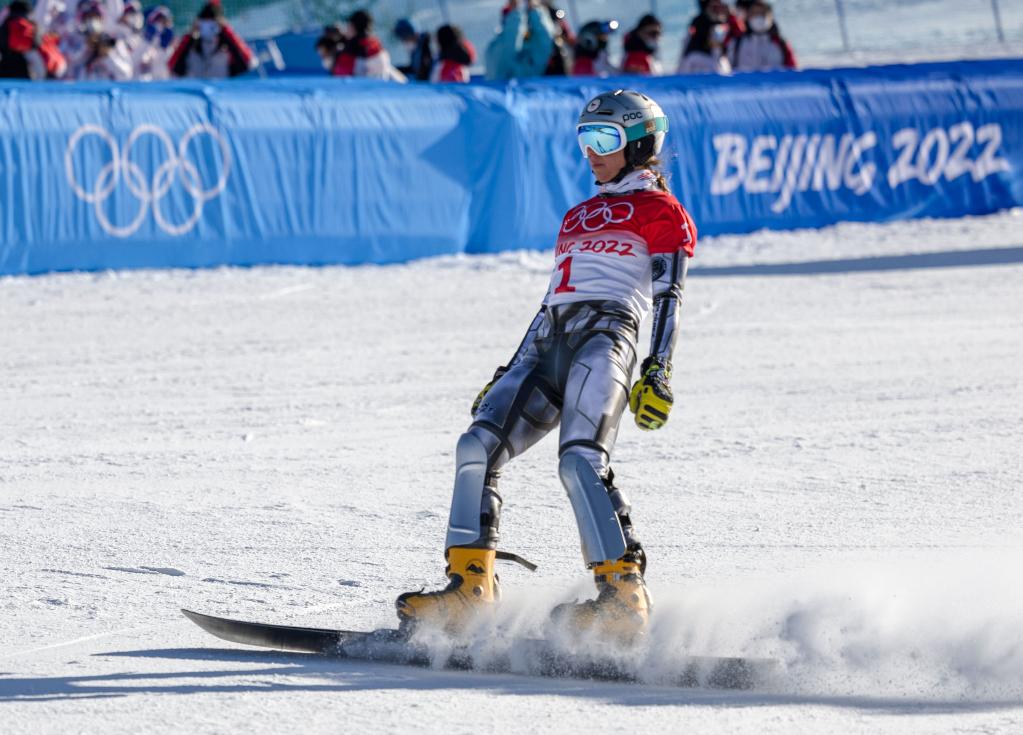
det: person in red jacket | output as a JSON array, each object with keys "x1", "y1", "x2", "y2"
[
  {"x1": 37, "y1": 30, "x2": 67, "y2": 78},
  {"x1": 332, "y1": 9, "x2": 403, "y2": 80},
  {"x1": 622, "y1": 13, "x2": 662, "y2": 75},
  {"x1": 0, "y1": 0, "x2": 43, "y2": 78},
  {"x1": 687, "y1": 0, "x2": 744, "y2": 47},
  {"x1": 431, "y1": 24, "x2": 474, "y2": 83},
  {"x1": 168, "y1": 0, "x2": 255, "y2": 79}
]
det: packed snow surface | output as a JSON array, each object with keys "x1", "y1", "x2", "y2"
[{"x1": 2, "y1": 211, "x2": 1023, "y2": 733}]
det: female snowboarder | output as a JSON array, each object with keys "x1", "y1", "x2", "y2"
[{"x1": 397, "y1": 89, "x2": 696, "y2": 641}]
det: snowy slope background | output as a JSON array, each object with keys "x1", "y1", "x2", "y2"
[{"x1": 2, "y1": 209, "x2": 1023, "y2": 733}]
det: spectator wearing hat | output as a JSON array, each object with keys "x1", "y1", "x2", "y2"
[
  {"x1": 168, "y1": 0, "x2": 255, "y2": 79},
  {"x1": 688, "y1": 1, "x2": 744, "y2": 45},
  {"x1": 136, "y1": 6, "x2": 174, "y2": 80},
  {"x1": 734, "y1": 0, "x2": 756, "y2": 24},
  {"x1": 572, "y1": 19, "x2": 617, "y2": 77},
  {"x1": 113, "y1": 1, "x2": 147, "y2": 74},
  {"x1": 622, "y1": 13, "x2": 662, "y2": 75},
  {"x1": 678, "y1": 12, "x2": 731, "y2": 75},
  {"x1": 485, "y1": 0, "x2": 555, "y2": 81},
  {"x1": 431, "y1": 23, "x2": 474, "y2": 83},
  {"x1": 68, "y1": 0, "x2": 132, "y2": 79},
  {"x1": 0, "y1": 0, "x2": 44, "y2": 78},
  {"x1": 332, "y1": 9, "x2": 404, "y2": 81},
  {"x1": 393, "y1": 17, "x2": 432, "y2": 81},
  {"x1": 728, "y1": 0, "x2": 797, "y2": 72}
]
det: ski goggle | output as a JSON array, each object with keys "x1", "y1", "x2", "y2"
[
  {"x1": 577, "y1": 123, "x2": 627, "y2": 156},
  {"x1": 576, "y1": 117, "x2": 668, "y2": 156}
]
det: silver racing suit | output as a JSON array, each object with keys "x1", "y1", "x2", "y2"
[{"x1": 446, "y1": 251, "x2": 689, "y2": 568}]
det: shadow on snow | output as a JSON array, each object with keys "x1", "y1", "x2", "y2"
[{"x1": 0, "y1": 646, "x2": 1020, "y2": 714}]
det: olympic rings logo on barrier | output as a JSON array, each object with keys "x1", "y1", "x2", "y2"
[
  {"x1": 562, "y1": 201, "x2": 635, "y2": 233},
  {"x1": 64, "y1": 123, "x2": 231, "y2": 237}
]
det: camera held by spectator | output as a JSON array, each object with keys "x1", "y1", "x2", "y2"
[
  {"x1": 82, "y1": 30, "x2": 133, "y2": 80},
  {"x1": 67, "y1": 0, "x2": 132, "y2": 80}
]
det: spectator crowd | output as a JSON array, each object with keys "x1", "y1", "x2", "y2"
[
  {"x1": 0, "y1": 0, "x2": 255, "y2": 80},
  {"x1": 322, "y1": 0, "x2": 797, "y2": 84},
  {"x1": 0, "y1": 0, "x2": 797, "y2": 82}
]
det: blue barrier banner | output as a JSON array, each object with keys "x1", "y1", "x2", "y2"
[{"x1": 1, "y1": 59, "x2": 1021, "y2": 276}]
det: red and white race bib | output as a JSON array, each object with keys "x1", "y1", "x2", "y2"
[{"x1": 546, "y1": 189, "x2": 697, "y2": 321}]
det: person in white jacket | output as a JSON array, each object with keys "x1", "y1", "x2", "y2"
[
  {"x1": 677, "y1": 13, "x2": 731, "y2": 75},
  {"x1": 728, "y1": 0, "x2": 797, "y2": 72},
  {"x1": 329, "y1": 9, "x2": 405, "y2": 81},
  {"x1": 134, "y1": 6, "x2": 174, "y2": 80},
  {"x1": 68, "y1": 1, "x2": 132, "y2": 79}
]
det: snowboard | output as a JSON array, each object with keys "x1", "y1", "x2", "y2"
[{"x1": 181, "y1": 608, "x2": 777, "y2": 690}]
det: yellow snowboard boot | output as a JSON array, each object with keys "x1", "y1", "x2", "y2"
[
  {"x1": 550, "y1": 557, "x2": 651, "y2": 644},
  {"x1": 395, "y1": 547, "x2": 498, "y2": 635}
]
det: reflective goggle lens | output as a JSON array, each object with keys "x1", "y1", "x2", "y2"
[{"x1": 577, "y1": 124, "x2": 625, "y2": 155}]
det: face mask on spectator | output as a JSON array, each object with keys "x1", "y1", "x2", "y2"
[
  {"x1": 124, "y1": 13, "x2": 143, "y2": 32},
  {"x1": 198, "y1": 20, "x2": 219, "y2": 40},
  {"x1": 85, "y1": 17, "x2": 103, "y2": 35},
  {"x1": 749, "y1": 14, "x2": 771, "y2": 33},
  {"x1": 640, "y1": 27, "x2": 661, "y2": 52},
  {"x1": 712, "y1": 24, "x2": 728, "y2": 43}
]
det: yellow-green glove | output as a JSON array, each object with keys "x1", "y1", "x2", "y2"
[
  {"x1": 629, "y1": 357, "x2": 673, "y2": 430},
  {"x1": 471, "y1": 366, "x2": 508, "y2": 417}
]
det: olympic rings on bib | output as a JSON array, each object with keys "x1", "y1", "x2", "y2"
[{"x1": 562, "y1": 201, "x2": 635, "y2": 233}]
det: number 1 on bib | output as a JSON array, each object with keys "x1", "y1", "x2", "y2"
[{"x1": 555, "y1": 256, "x2": 576, "y2": 294}]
